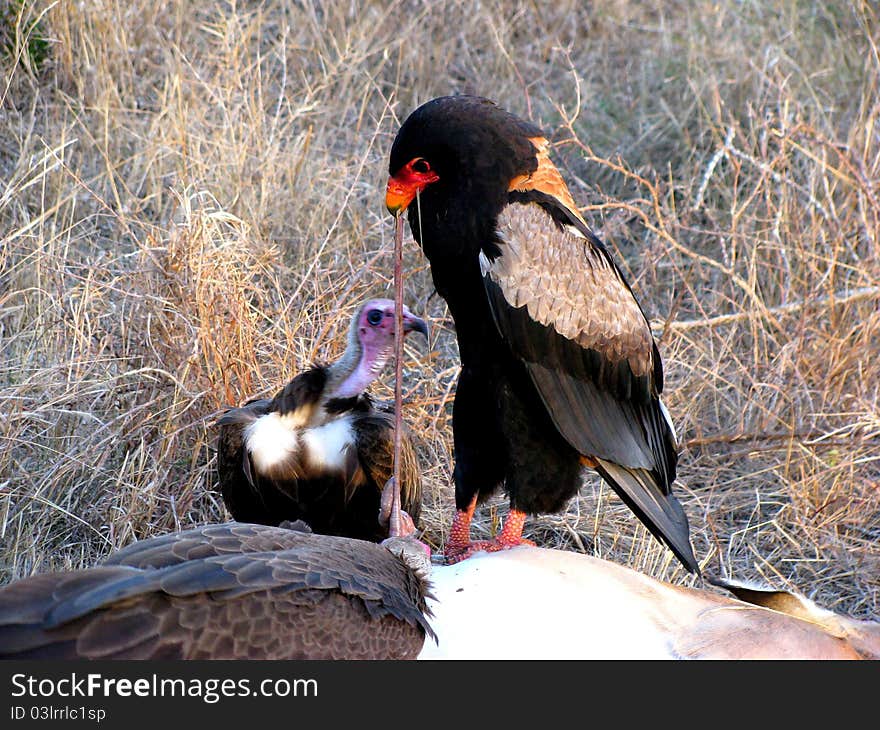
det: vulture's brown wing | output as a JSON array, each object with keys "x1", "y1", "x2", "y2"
[
  {"x1": 351, "y1": 410, "x2": 423, "y2": 526},
  {"x1": 103, "y1": 522, "x2": 311, "y2": 569},
  {"x1": 0, "y1": 567, "x2": 184, "y2": 659},
  {"x1": 481, "y1": 199, "x2": 697, "y2": 572},
  {"x1": 0, "y1": 524, "x2": 432, "y2": 659},
  {"x1": 215, "y1": 396, "x2": 271, "y2": 511}
]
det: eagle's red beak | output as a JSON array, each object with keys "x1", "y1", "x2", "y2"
[
  {"x1": 385, "y1": 176, "x2": 416, "y2": 216},
  {"x1": 385, "y1": 160, "x2": 439, "y2": 216}
]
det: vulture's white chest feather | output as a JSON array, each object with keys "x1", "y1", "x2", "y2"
[
  {"x1": 301, "y1": 418, "x2": 356, "y2": 470},
  {"x1": 244, "y1": 412, "x2": 355, "y2": 475}
]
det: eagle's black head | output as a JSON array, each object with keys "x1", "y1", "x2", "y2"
[{"x1": 386, "y1": 95, "x2": 543, "y2": 258}]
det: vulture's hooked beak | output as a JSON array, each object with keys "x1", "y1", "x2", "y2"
[{"x1": 402, "y1": 311, "x2": 429, "y2": 342}]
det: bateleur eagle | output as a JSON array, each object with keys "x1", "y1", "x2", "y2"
[
  {"x1": 216, "y1": 298, "x2": 428, "y2": 542},
  {"x1": 386, "y1": 95, "x2": 699, "y2": 573}
]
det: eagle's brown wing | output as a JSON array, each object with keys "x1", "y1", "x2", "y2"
[
  {"x1": 481, "y1": 196, "x2": 695, "y2": 571},
  {"x1": 0, "y1": 523, "x2": 432, "y2": 659}
]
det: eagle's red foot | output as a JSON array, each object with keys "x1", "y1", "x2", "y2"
[
  {"x1": 444, "y1": 535, "x2": 536, "y2": 564},
  {"x1": 443, "y1": 506, "x2": 533, "y2": 564}
]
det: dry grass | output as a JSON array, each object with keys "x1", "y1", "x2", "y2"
[{"x1": 1, "y1": 0, "x2": 878, "y2": 620}]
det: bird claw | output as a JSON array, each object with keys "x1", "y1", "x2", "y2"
[
  {"x1": 379, "y1": 477, "x2": 416, "y2": 539},
  {"x1": 443, "y1": 537, "x2": 536, "y2": 565},
  {"x1": 378, "y1": 477, "x2": 395, "y2": 528},
  {"x1": 380, "y1": 473, "x2": 429, "y2": 570}
]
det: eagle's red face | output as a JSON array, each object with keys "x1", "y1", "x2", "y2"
[{"x1": 385, "y1": 157, "x2": 439, "y2": 215}]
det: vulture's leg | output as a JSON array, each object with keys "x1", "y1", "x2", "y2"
[
  {"x1": 379, "y1": 478, "x2": 417, "y2": 538},
  {"x1": 380, "y1": 478, "x2": 431, "y2": 560}
]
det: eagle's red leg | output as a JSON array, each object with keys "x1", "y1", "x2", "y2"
[
  {"x1": 444, "y1": 505, "x2": 535, "y2": 564},
  {"x1": 443, "y1": 494, "x2": 478, "y2": 556}
]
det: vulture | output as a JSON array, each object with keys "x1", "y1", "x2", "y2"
[
  {"x1": 217, "y1": 298, "x2": 428, "y2": 542},
  {"x1": 0, "y1": 521, "x2": 434, "y2": 660},
  {"x1": 386, "y1": 95, "x2": 699, "y2": 572}
]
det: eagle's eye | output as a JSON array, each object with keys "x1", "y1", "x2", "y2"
[{"x1": 411, "y1": 158, "x2": 431, "y2": 174}]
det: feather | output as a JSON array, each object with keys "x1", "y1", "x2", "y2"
[{"x1": 0, "y1": 523, "x2": 434, "y2": 660}]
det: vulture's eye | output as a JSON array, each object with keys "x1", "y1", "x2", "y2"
[
  {"x1": 411, "y1": 158, "x2": 431, "y2": 174},
  {"x1": 366, "y1": 309, "x2": 384, "y2": 326}
]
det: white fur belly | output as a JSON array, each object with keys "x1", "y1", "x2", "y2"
[{"x1": 301, "y1": 417, "x2": 356, "y2": 471}]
